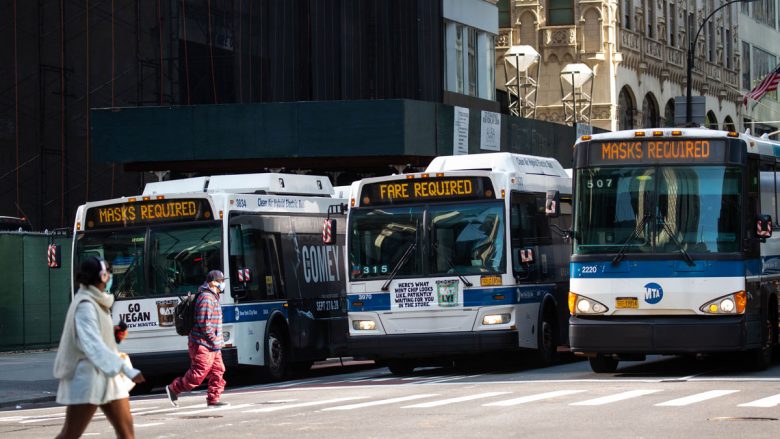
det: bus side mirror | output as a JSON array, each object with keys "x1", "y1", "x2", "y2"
[
  {"x1": 545, "y1": 191, "x2": 560, "y2": 218},
  {"x1": 323, "y1": 219, "x2": 337, "y2": 244},
  {"x1": 757, "y1": 215, "x2": 773, "y2": 241},
  {"x1": 47, "y1": 244, "x2": 62, "y2": 269}
]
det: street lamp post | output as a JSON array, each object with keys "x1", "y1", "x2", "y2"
[{"x1": 686, "y1": 0, "x2": 759, "y2": 126}]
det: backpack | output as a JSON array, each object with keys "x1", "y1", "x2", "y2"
[{"x1": 174, "y1": 292, "x2": 201, "y2": 336}]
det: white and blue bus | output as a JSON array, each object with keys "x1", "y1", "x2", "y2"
[
  {"x1": 346, "y1": 153, "x2": 572, "y2": 374},
  {"x1": 570, "y1": 128, "x2": 780, "y2": 372},
  {"x1": 72, "y1": 173, "x2": 347, "y2": 381}
]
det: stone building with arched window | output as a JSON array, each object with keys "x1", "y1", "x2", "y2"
[{"x1": 496, "y1": 0, "x2": 742, "y2": 131}]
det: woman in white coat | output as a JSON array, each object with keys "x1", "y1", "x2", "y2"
[{"x1": 53, "y1": 257, "x2": 145, "y2": 439}]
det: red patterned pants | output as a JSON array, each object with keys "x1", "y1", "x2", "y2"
[{"x1": 169, "y1": 340, "x2": 226, "y2": 404}]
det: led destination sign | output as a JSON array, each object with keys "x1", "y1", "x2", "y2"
[
  {"x1": 360, "y1": 177, "x2": 494, "y2": 205},
  {"x1": 85, "y1": 199, "x2": 213, "y2": 229},
  {"x1": 586, "y1": 139, "x2": 727, "y2": 165}
]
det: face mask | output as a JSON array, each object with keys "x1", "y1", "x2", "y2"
[
  {"x1": 217, "y1": 281, "x2": 226, "y2": 292},
  {"x1": 105, "y1": 276, "x2": 113, "y2": 293}
]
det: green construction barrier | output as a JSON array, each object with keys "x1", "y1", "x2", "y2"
[{"x1": 0, "y1": 233, "x2": 73, "y2": 352}]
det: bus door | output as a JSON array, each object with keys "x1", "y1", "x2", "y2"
[
  {"x1": 228, "y1": 215, "x2": 288, "y2": 366},
  {"x1": 284, "y1": 216, "x2": 347, "y2": 361},
  {"x1": 509, "y1": 191, "x2": 553, "y2": 348}
]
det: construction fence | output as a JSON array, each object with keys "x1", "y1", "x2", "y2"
[{"x1": 0, "y1": 232, "x2": 73, "y2": 352}]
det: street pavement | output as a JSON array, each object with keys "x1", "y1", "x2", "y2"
[
  {"x1": 0, "y1": 350, "x2": 58, "y2": 408},
  {"x1": 1, "y1": 354, "x2": 779, "y2": 438}
]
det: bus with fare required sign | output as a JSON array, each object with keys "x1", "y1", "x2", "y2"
[
  {"x1": 72, "y1": 173, "x2": 348, "y2": 381},
  {"x1": 570, "y1": 128, "x2": 780, "y2": 372},
  {"x1": 346, "y1": 153, "x2": 573, "y2": 374}
]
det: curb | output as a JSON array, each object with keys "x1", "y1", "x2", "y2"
[{"x1": 0, "y1": 394, "x2": 57, "y2": 410}]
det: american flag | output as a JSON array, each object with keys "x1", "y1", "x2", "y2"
[{"x1": 744, "y1": 63, "x2": 780, "y2": 106}]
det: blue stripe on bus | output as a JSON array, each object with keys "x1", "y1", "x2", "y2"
[
  {"x1": 571, "y1": 259, "x2": 750, "y2": 279},
  {"x1": 347, "y1": 285, "x2": 552, "y2": 312},
  {"x1": 222, "y1": 302, "x2": 288, "y2": 323}
]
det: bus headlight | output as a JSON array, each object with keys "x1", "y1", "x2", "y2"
[
  {"x1": 482, "y1": 313, "x2": 511, "y2": 325},
  {"x1": 700, "y1": 291, "x2": 746, "y2": 314},
  {"x1": 352, "y1": 320, "x2": 377, "y2": 331},
  {"x1": 569, "y1": 292, "x2": 608, "y2": 315}
]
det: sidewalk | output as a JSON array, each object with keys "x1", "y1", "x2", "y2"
[{"x1": 0, "y1": 350, "x2": 59, "y2": 409}]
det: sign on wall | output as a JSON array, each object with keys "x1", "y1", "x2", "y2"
[
  {"x1": 480, "y1": 110, "x2": 501, "y2": 151},
  {"x1": 453, "y1": 106, "x2": 470, "y2": 155}
]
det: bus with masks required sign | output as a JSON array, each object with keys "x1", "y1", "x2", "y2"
[{"x1": 72, "y1": 173, "x2": 347, "y2": 381}]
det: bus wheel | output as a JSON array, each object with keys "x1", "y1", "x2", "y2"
[
  {"x1": 747, "y1": 314, "x2": 776, "y2": 371},
  {"x1": 263, "y1": 327, "x2": 288, "y2": 381},
  {"x1": 387, "y1": 360, "x2": 415, "y2": 376},
  {"x1": 533, "y1": 310, "x2": 558, "y2": 367},
  {"x1": 588, "y1": 355, "x2": 618, "y2": 373}
]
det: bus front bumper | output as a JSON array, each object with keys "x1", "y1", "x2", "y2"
[
  {"x1": 569, "y1": 315, "x2": 753, "y2": 355},
  {"x1": 348, "y1": 330, "x2": 518, "y2": 360},
  {"x1": 127, "y1": 347, "x2": 238, "y2": 376}
]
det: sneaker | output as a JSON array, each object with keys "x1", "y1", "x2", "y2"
[
  {"x1": 165, "y1": 385, "x2": 178, "y2": 407},
  {"x1": 207, "y1": 401, "x2": 229, "y2": 408}
]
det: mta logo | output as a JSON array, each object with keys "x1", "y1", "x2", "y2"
[{"x1": 644, "y1": 283, "x2": 663, "y2": 304}]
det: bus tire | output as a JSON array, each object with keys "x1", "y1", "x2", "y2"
[
  {"x1": 263, "y1": 325, "x2": 288, "y2": 381},
  {"x1": 746, "y1": 302, "x2": 777, "y2": 371},
  {"x1": 533, "y1": 306, "x2": 559, "y2": 367},
  {"x1": 387, "y1": 360, "x2": 415, "y2": 376},
  {"x1": 588, "y1": 355, "x2": 619, "y2": 373}
]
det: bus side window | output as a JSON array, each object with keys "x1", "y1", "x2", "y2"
[
  {"x1": 759, "y1": 162, "x2": 776, "y2": 224},
  {"x1": 510, "y1": 192, "x2": 547, "y2": 274},
  {"x1": 229, "y1": 224, "x2": 284, "y2": 302}
]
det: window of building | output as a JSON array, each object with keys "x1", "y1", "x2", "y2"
[
  {"x1": 723, "y1": 116, "x2": 736, "y2": 131},
  {"x1": 623, "y1": 0, "x2": 633, "y2": 30},
  {"x1": 549, "y1": 0, "x2": 574, "y2": 26},
  {"x1": 726, "y1": 29, "x2": 732, "y2": 69},
  {"x1": 669, "y1": 3, "x2": 677, "y2": 46},
  {"x1": 444, "y1": 20, "x2": 496, "y2": 100},
  {"x1": 753, "y1": 46, "x2": 779, "y2": 100},
  {"x1": 498, "y1": 0, "x2": 511, "y2": 28},
  {"x1": 707, "y1": 21, "x2": 715, "y2": 62},
  {"x1": 706, "y1": 111, "x2": 719, "y2": 130},
  {"x1": 754, "y1": 0, "x2": 777, "y2": 29},
  {"x1": 618, "y1": 86, "x2": 635, "y2": 130},
  {"x1": 647, "y1": 0, "x2": 656, "y2": 38},
  {"x1": 664, "y1": 99, "x2": 675, "y2": 127},
  {"x1": 468, "y1": 28, "x2": 477, "y2": 96},
  {"x1": 642, "y1": 93, "x2": 660, "y2": 128},
  {"x1": 742, "y1": 41, "x2": 752, "y2": 90}
]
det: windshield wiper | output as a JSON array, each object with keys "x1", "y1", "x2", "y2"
[
  {"x1": 658, "y1": 217, "x2": 695, "y2": 266},
  {"x1": 612, "y1": 213, "x2": 651, "y2": 265},
  {"x1": 432, "y1": 242, "x2": 473, "y2": 287},
  {"x1": 381, "y1": 242, "x2": 417, "y2": 291}
]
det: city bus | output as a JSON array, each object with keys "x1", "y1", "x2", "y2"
[
  {"x1": 71, "y1": 173, "x2": 347, "y2": 381},
  {"x1": 346, "y1": 153, "x2": 572, "y2": 374},
  {"x1": 570, "y1": 128, "x2": 780, "y2": 372}
]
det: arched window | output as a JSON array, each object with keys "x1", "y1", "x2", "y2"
[
  {"x1": 618, "y1": 86, "x2": 635, "y2": 130},
  {"x1": 706, "y1": 111, "x2": 718, "y2": 130},
  {"x1": 723, "y1": 116, "x2": 736, "y2": 131},
  {"x1": 664, "y1": 99, "x2": 675, "y2": 127},
  {"x1": 549, "y1": 0, "x2": 574, "y2": 26},
  {"x1": 642, "y1": 93, "x2": 660, "y2": 128}
]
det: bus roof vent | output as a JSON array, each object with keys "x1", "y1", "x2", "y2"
[
  {"x1": 425, "y1": 152, "x2": 567, "y2": 178},
  {"x1": 142, "y1": 176, "x2": 210, "y2": 195},
  {"x1": 206, "y1": 173, "x2": 334, "y2": 196}
]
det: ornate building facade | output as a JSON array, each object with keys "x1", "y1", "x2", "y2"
[{"x1": 497, "y1": 0, "x2": 742, "y2": 132}]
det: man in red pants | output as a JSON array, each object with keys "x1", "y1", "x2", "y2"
[{"x1": 166, "y1": 270, "x2": 228, "y2": 407}]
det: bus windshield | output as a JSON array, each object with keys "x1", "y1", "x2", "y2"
[
  {"x1": 574, "y1": 166, "x2": 741, "y2": 255},
  {"x1": 75, "y1": 223, "x2": 222, "y2": 298},
  {"x1": 349, "y1": 201, "x2": 505, "y2": 280}
]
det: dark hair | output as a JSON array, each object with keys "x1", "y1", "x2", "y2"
[{"x1": 76, "y1": 257, "x2": 106, "y2": 286}]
